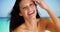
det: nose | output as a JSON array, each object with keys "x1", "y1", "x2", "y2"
[{"x1": 28, "y1": 6, "x2": 32, "y2": 11}]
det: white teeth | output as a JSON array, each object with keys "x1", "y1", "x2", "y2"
[{"x1": 28, "y1": 11, "x2": 33, "y2": 14}]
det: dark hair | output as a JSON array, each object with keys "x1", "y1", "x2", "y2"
[{"x1": 10, "y1": 0, "x2": 40, "y2": 32}]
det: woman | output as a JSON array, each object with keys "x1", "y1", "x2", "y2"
[{"x1": 10, "y1": 0, "x2": 60, "y2": 32}]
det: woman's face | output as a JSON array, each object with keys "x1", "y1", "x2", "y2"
[{"x1": 19, "y1": 0, "x2": 37, "y2": 19}]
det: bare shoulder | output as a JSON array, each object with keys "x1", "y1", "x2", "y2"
[
  {"x1": 37, "y1": 18, "x2": 50, "y2": 26},
  {"x1": 38, "y1": 18, "x2": 54, "y2": 25},
  {"x1": 38, "y1": 18, "x2": 56, "y2": 32},
  {"x1": 13, "y1": 24, "x2": 27, "y2": 32},
  {"x1": 37, "y1": 18, "x2": 52, "y2": 22}
]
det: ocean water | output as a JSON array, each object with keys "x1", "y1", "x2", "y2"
[{"x1": 0, "y1": 17, "x2": 10, "y2": 32}]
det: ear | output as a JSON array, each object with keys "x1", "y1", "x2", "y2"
[{"x1": 19, "y1": 13, "x2": 22, "y2": 16}]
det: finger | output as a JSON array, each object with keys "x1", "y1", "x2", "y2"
[
  {"x1": 33, "y1": 0, "x2": 36, "y2": 1},
  {"x1": 35, "y1": 1, "x2": 44, "y2": 9},
  {"x1": 35, "y1": 1, "x2": 40, "y2": 5}
]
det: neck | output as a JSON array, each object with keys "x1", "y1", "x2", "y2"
[
  {"x1": 24, "y1": 17, "x2": 38, "y2": 32},
  {"x1": 24, "y1": 17, "x2": 37, "y2": 26}
]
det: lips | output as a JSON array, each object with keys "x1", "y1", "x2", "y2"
[{"x1": 27, "y1": 10, "x2": 34, "y2": 16}]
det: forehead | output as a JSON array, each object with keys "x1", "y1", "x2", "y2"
[{"x1": 19, "y1": 0, "x2": 33, "y2": 7}]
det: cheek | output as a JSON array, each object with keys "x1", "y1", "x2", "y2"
[
  {"x1": 33, "y1": 6, "x2": 37, "y2": 12},
  {"x1": 21, "y1": 10, "x2": 28, "y2": 16},
  {"x1": 33, "y1": 6, "x2": 37, "y2": 15},
  {"x1": 32, "y1": 6, "x2": 36, "y2": 11}
]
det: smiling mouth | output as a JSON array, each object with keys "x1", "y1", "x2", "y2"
[{"x1": 27, "y1": 10, "x2": 34, "y2": 16}]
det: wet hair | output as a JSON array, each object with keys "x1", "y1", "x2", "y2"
[{"x1": 10, "y1": 0, "x2": 40, "y2": 32}]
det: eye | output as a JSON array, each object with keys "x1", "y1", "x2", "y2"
[
  {"x1": 30, "y1": 3, "x2": 34, "y2": 6},
  {"x1": 22, "y1": 6, "x2": 28, "y2": 10}
]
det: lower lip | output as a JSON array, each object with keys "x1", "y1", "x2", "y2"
[{"x1": 28, "y1": 11, "x2": 34, "y2": 16}]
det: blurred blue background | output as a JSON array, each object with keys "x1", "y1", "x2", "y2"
[{"x1": 0, "y1": 0, "x2": 60, "y2": 32}]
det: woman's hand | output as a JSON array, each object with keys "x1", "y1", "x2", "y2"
[{"x1": 33, "y1": 0, "x2": 49, "y2": 10}]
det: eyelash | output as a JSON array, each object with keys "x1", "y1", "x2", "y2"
[
  {"x1": 22, "y1": 7, "x2": 27, "y2": 10},
  {"x1": 30, "y1": 3, "x2": 34, "y2": 6}
]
